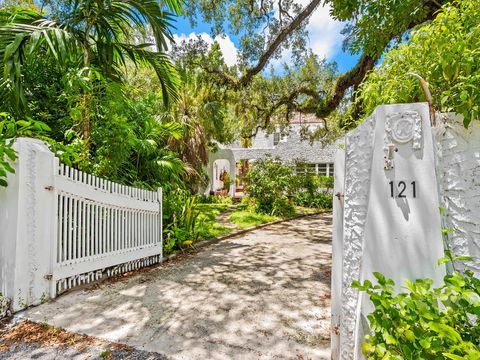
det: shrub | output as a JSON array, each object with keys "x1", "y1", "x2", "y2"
[
  {"x1": 356, "y1": 0, "x2": 480, "y2": 128},
  {"x1": 196, "y1": 194, "x2": 233, "y2": 205},
  {"x1": 0, "y1": 113, "x2": 54, "y2": 186},
  {"x1": 244, "y1": 157, "x2": 296, "y2": 217},
  {"x1": 244, "y1": 157, "x2": 334, "y2": 214},
  {"x1": 220, "y1": 170, "x2": 231, "y2": 191},
  {"x1": 353, "y1": 260, "x2": 480, "y2": 360},
  {"x1": 293, "y1": 192, "x2": 333, "y2": 209},
  {"x1": 291, "y1": 172, "x2": 333, "y2": 210},
  {"x1": 163, "y1": 190, "x2": 200, "y2": 254}
]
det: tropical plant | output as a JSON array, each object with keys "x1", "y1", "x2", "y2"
[
  {"x1": 163, "y1": 192, "x2": 200, "y2": 254},
  {"x1": 0, "y1": 112, "x2": 51, "y2": 186},
  {"x1": 0, "y1": 0, "x2": 182, "y2": 141},
  {"x1": 244, "y1": 156, "x2": 296, "y2": 216},
  {"x1": 355, "y1": 0, "x2": 480, "y2": 127},
  {"x1": 353, "y1": 256, "x2": 480, "y2": 359}
]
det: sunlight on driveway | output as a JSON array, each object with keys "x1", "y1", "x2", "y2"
[{"x1": 23, "y1": 213, "x2": 332, "y2": 359}]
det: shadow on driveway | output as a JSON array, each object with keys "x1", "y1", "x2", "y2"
[{"x1": 22, "y1": 213, "x2": 333, "y2": 359}]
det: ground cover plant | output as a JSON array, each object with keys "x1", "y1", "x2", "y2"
[
  {"x1": 229, "y1": 209, "x2": 279, "y2": 229},
  {"x1": 195, "y1": 203, "x2": 232, "y2": 239},
  {"x1": 353, "y1": 253, "x2": 480, "y2": 360}
]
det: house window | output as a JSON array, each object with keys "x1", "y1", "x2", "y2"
[
  {"x1": 273, "y1": 131, "x2": 287, "y2": 146},
  {"x1": 328, "y1": 163, "x2": 334, "y2": 177},
  {"x1": 295, "y1": 163, "x2": 306, "y2": 175},
  {"x1": 318, "y1": 163, "x2": 328, "y2": 176},
  {"x1": 316, "y1": 163, "x2": 334, "y2": 176},
  {"x1": 306, "y1": 163, "x2": 316, "y2": 175},
  {"x1": 273, "y1": 132, "x2": 280, "y2": 145},
  {"x1": 295, "y1": 163, "x2": 316, "y2": 175}
]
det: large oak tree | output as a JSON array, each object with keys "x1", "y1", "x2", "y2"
[{"x1": 182, "y1": 0, "x2": 450, "y2": 129}]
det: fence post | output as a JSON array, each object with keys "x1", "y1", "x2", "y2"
[
  {"x1": 48, "y1": 157, "x2": 59, "y2": 299},
  {"x1": 0, "y1": 138, "x2": 57, "y2": 312},
  {"x1": 157, "y1": 187, "x2": 163, "y2": 260}
]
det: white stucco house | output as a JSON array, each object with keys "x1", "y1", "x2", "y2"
[{"x1": 205, "y1": 113, "x2": 341, "y2": 196}]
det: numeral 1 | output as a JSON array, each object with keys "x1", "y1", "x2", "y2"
[{"x1": 389, "y1": 181, "x2": 417, "y2": 198}]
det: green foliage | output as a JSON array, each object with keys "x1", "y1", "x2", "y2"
[
  {"x1": 0, "y1": 113, "x2": 51, "y2": 186},
  {"x1": 220, "y1": 170, "x2": 231, "y2": 191},
  {"x1": 195, "y1": 203, "x2": 232, "y2": 239},
  {"x1": 292, "y1": 191, "x2": 332, "y2": 210},
  {"x1": 353, "y1": 267, "x2": 480, "y2": 359},
  {"x1": 330, "y1": 0, "x2": 438, "y2": 56},
  {"x1": 196, "y1": 195, "x2": 233, "y2": 205},
  {"x1": 356, "y1": 0, "x2": 480, "y2": 127},
  {"x1": 244, "y1": 157, "x2": 334, "y2": 215},
  {"x1": 244, "y1": 156, "x2": 296, "y2": 217},
  {"x1": 290, "y1": 173, "x2": 333, "y2": 210},
  {"x1": 229, "y1": 210, "x2": 278, "y2": 229},
  {"x1": 164, "y1": 192, "x2": 200, "y2": 254},
  {"x1": 0, "y1": 1, "x2": 181, "y2": 117}
]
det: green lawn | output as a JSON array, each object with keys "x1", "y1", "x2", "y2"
[
  {"x1": 195, "y1": 203, "x2": 232, "y2": 239},
  {"x1": 195, "y1": 202, "x2": 321, "y2": 240},
  {"x1": 229, "y1": 210, "x2": 279, "y2": 229}
]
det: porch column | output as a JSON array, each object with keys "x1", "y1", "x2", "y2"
[{"x1": 229, "y1": 160, "x2": 237, "y2": 197}]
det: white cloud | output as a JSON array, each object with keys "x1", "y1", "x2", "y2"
[
  {"x1": 306, "y1": 4, "x2": 344, "y2": 59},
  {"x1": 172, "y1": 32, "x2": 238, "y2": 67},
  {"x1": 214, "y1": 35, "x2": 238, "y2": 67},
  {"x1": 172, "y1": 4, "x2": 343, "y2": 71},
  {"x1": 268, "y1": 2, "x2": 344, "y2": 71}
]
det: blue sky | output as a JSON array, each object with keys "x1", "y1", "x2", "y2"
[{"x1": 172, "y1": 4, "x2": 360, "y2": 74}]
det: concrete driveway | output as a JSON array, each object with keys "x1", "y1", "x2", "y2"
[{"x1": 22, "y1": 213, "x2": 332, "y2": 359}]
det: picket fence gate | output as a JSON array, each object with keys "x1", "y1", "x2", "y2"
[
  {"x1": 0, "y1": 138, "x2": 163, "y2": 313},
  {"x1": 53, "y1": 163, "x2": 163, "y2": 295}
]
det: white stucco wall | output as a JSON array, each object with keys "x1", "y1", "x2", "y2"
[
  {"x1": 338, "y1": 112, "x2": 376, "y2": 360},
  {"x1": 333, "y1": 104, "x2": 480, "y2": 360},
  {"x1": 437, "y1": 115, "x2": 480, "y2": 274}
]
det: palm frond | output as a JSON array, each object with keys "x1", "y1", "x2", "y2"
[
  {"x1": 120, "y1": 44, "x2": 179, "y2": 106},
  {"x1": 0, "y1": 9, "x2": 77, "y2": 113}
]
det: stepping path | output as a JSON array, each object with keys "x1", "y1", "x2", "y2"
[
  {"x1": 21, "y1": 213, "x2": 332, "y2": 359},
  {"x1": 215, "y1": 205, "x2": 239, "y2": 230}
]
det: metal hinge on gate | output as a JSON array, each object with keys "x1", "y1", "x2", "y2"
[
  {"x1": 44, "y1": 274, "x2": 53, "y2": 280},
  {"x1": 44, "y1": 186, "x2": 54, "y2": 191},
  {"x1": 335, "y1": 192, "x2": 344, "y2": 201}
]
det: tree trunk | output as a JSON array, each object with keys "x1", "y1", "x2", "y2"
[{"x1": 81, "y1": 26, "x2": 92, "y2": 145}]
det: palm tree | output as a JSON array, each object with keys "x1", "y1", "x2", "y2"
[{"x1": 0, "y1": 0, "x2": 181, "y2": 142}]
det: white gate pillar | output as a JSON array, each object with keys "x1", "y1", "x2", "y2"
[
  {"x1": 335, "y1": 103, "x2": 446, "y2": 359},
  {"x1": 0, "y1": 138, "x2": 57, "y2": 312}
]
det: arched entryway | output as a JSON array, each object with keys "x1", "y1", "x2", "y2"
[{"x1": 205, "y1": 149, "x2": 237, "y2": 196}]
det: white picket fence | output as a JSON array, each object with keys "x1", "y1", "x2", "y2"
[
  {"x1": 53, "y1": 163, "x2": 162, "y2": 294},
  {"x1": 0, "y1": 138, "x2": 163, "y2": 312}
]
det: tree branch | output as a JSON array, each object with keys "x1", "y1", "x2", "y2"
[
  {"x1": 239, "y1": 0, "x2": 321, "y2": 86},
  {"x1": 203, "y1": 0, "x2": 445, "y2": 123}
]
